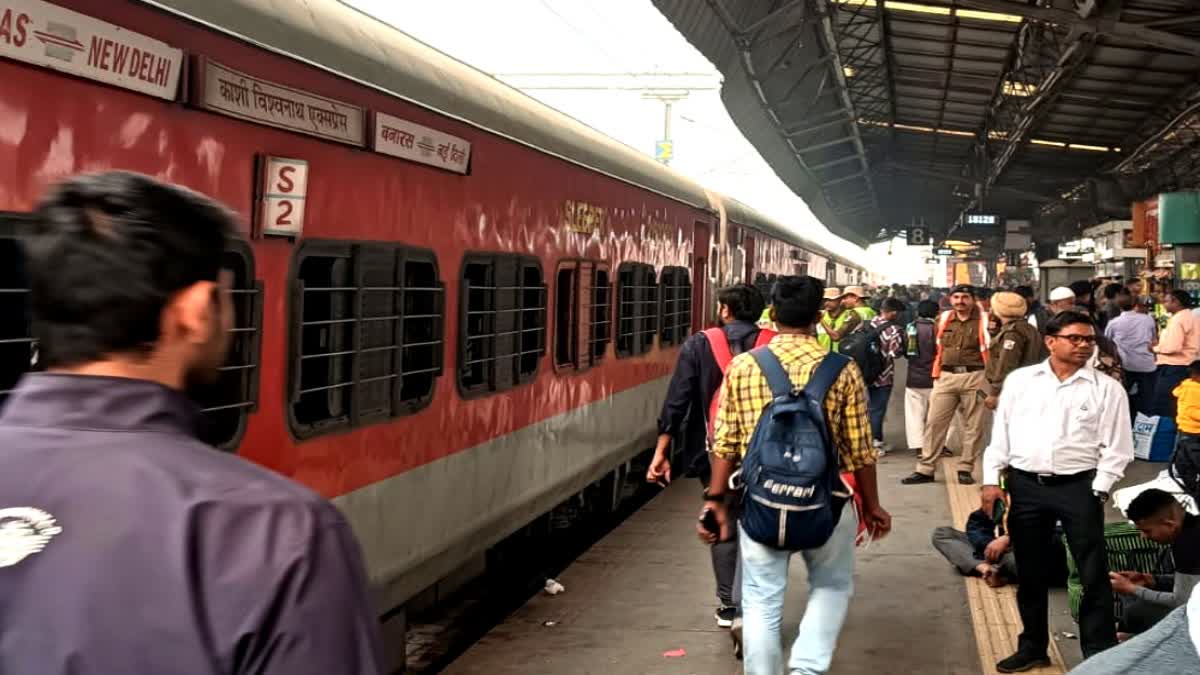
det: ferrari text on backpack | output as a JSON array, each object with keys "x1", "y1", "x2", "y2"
[{"x1": 739, "y1": 349, "x2": 853, "y2": 550}]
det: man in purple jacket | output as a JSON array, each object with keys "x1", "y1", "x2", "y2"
[{"x1": 0, "y1": 172, "x2": 384, "y2": 674}]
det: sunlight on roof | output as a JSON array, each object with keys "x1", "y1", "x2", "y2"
[
  {"x1": 843, "y1": 65, "x2": 857, "y2": 78},
  {"x1": 957, "y1": 9, "x2": 1023, "y2": 22},
  {"x1": 1002, "y1": 80, "x2": 1037, "y2": 97},
  {"x1": 833, "y1": 0, "x2": 1025, "y2": 24}
]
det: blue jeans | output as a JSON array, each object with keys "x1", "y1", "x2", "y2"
[
  {"x1": 740, "y1": 503, "x2": 857, "y2": 675},
  {"x1": 867, "y1": 385, "x2": 892, "y2": 443}
]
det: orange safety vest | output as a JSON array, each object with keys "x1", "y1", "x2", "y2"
[{"x1": 930, "y1": 309, "x2": 990, "y2": 379}]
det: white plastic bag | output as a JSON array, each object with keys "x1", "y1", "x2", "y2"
[{"x1": 1133, "y1": 413, "x2": 1161, "y2": 461}]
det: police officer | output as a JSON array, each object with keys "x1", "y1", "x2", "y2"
[
  {"x1": 0, "y1": 173, "x2": 384, "y2": 674},
  {"x1": 984, "y1": 291, "x2": 1044, "y2": 410}
]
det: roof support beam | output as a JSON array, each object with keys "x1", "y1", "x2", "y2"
[
  {"x1": 810, "y1": 154, "x2": 867, "y2": 172},
  {"x1": 956, "y1": 0, "x2": 1200, "y2": 57}
]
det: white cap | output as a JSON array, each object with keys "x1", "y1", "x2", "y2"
[{"x1": 1049, "y1": 286, "x2": 1075, "y2": 302}]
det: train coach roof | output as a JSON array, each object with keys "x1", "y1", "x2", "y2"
[{"x1": 139, "y1": 0, "x2": 859, "y2": 270}]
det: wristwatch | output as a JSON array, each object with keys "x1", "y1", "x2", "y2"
[
  {"x1": 704, "y1": 491, "x2": 727, "y2": 503},
  {"x1": 1094, "y1": 490, "x2": 1110, "y2": 504}
]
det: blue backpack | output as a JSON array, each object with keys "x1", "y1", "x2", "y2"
[{"x1": 739, "y1": 348, "x2": 852, "y2": 551}]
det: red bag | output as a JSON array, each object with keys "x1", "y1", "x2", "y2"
[{"x1": 702, "y1": 326, "x2": 775, "y2": 438}]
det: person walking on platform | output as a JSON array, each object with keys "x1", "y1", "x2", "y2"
[
  {"x1": 982, "y1": 311, "x2": 1134, "y2": 671},
  {"x1": 866, "y1": 298, "x2": 905, "y2": 456},
  {"x1": 647, "y1": 284, "x2": 774, "y2": 629},
  {"x1": 1151, "y1": 289, "x2": 1200, "y2": 418},
  {"x1": 817, "y1": 287, "x2": 860, "y2": 353},
  {"x1": 842, "y1": 285, "x2": 876, "y2": 323},
  {"x1": 983, "y1": 292, "x2": 1043, "y2": 411},
  {"x1": 1105, "y1": 293, "x2": 1158, "y2": 417},
  {"x1": 902, "y1": 285, "x2": 991, "y2": 486},
  {"x1": 0, "y1": 172, "x2": 384, "y2": 675},
  {"x1": 1048, "y1": 286, "x2": 1078, "y2": 315},
  {"x1": 701, "y1": 275, "x2": 891, "y2": 675},
  {"x1": 903, "y1": 300, "x2": 940, "y2": 455}
]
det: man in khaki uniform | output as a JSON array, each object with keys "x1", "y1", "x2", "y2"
[
  {"x1": 903, "y1": 285, "x2": 991, "y2": 486},
  {"x1": 984, "y1": 292, "x2": 1044, "y2": 411}
]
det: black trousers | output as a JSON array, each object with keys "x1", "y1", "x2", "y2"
[{"x1": 1008, "y1": 470, "x2": 1116, "y2": 658}]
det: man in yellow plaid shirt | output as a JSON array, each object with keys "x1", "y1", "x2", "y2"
[{"x1": 700, "y1": 275, "x2": 891, "y2": 675}]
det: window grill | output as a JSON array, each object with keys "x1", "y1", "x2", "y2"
[
  {"x1": 554, "y1": 260, "x2": 611, "y2": 371},
  {"x1": 290, "y1": 241, "x2": 443, "y2": 438},
  {"x1": 616, "y1": 262, "x2": 658, "y2": 358},
  {"x1": 659, "y1": 266, "x2": 692, "y2": 346},
  {"x1": 459, "y1": 254, "x2": 545, "y2": 395},
  {"x1": 0, "y1": 214, "x2": 263, "y2": 449}
]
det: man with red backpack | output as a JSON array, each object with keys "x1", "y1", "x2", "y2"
[{"x1": 647, "y1": 283, "x2": 774, "y2": 630}]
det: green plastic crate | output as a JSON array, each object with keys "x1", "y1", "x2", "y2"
[{"x1": 1063, "y1": 521, "x2": 1171, "y2": 622}]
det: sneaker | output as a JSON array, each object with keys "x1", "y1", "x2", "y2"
[
  {"x1": 730, "y1": 616, "x2": 743, "y2": 660},
  {"x1": 957, "y1": 471, "x2": 975, "y2": 485},
  {"x1": 714, "y1": 605, "x2": 737, "y2": 628},
  {"x1": 995, "y1": 651, "x2": 1051, "y2": 673},
  {"x1": 901, "y1": 472, "x2": 935, "y2": 485}
]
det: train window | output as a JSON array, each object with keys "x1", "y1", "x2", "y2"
[
  {"x1": 554, "y1": 265, "x2": 577, "y2": 368},
  {"x1": 616, "y1": 262, "x2": 658, "y2": 358},
  {"x1": 458, "y1": 254, "x2": 545, "y2": 396},
  {"x1": 0, "y1": 216, "x2": 34, "y2": 412},
  {"x1": 590, "y1": 266, "x2": 611, "y2": 364},
  {"x1": 195, "y1": 241, "x2": 263, "y2": 449},
  {"x1": 0, "y1": 214, "x2": 263, "y2": 448},
  {"x1": 554, "y1": 260, "x2": 610, "y2": 372},
  {"x1": 289, "y1": 241, "x2": 444, "y2": 438},
  {"x1": 658, "y1": 266, "x2": 692, "y2": 346}
]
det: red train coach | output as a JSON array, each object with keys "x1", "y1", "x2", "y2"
[{"x1": 0, "y1": 0, "x2": 864, "y2": 637}]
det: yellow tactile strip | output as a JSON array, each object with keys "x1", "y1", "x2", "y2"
[{"x1": 942, "y1": 458, "x2": 1067, "y2": 675}]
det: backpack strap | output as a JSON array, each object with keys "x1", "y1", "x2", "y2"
[
  {"x1": 749, "y1": 346, "x2": 793, "y2": 399},
  {"x1": 806, "y1": 352, "x2": 851, "y2": 403},
  {"x1": 753, "y1": 329, "x2": 777, "y2": 349},
  {"x1": 703, "y1": 327, "x2": 734, "y2": 371}
]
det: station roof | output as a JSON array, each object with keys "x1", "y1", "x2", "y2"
[{"x1": 651, "y1": 0, "x2": 1200, "y2": 250}]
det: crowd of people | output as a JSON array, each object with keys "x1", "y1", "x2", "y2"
[{"x1": 649, "y1": 273, "x2": 1200, "y2": 674}]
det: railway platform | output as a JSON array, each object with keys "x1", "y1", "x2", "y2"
[{"x1": 444, "y1": 374, "x2": 1161, "y2": 675}]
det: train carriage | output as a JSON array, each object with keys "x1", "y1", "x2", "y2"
[{"x1": 0, "y1": 0, "x2": 866, "y2": 655}]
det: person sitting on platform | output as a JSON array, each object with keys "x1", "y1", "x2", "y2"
[
  {"x1": 1107, "y1": 488, "x2": 1200, "y2": 636},
  {"x1": 932, "y1": 506, "x2": 1016, "y2": 588}
]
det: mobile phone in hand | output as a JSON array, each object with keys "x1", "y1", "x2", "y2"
[{"x1": 701, "y1": 508, "x2": 720, "y2": 536}]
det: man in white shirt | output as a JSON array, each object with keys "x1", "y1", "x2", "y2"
[{"x1": 982, "y1": 311, "x2": 1135, "y2": 672}]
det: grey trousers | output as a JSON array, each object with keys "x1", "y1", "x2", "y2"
[
  {"x1": 931, "y1": 526, "x2": 1017, "y2": 580},
  {"x1": 713, "y1": 518, "x2": 740, "y2": 607},
  {"x1": 1069, "y1": 605, "x2": 1200, "y2": 674}
]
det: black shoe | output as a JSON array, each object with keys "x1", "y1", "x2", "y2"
[
  {"x1": 957, "y1": 471, "x2": 975, "y2": 485},
  {"x1": 996, "y1": 651, "x2": 1051, "y2": 673},
  {"x1": 714, "y1": 605, "x2": 737, "y2": 628},
  {"x1": 730, "y1": 617, "x2": 743, "y2": 660},
  {"x1": 901, "y1": 472, "x2": 935, "y2": 485}
]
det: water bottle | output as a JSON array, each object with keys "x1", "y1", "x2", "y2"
[{"x1": 906, "y1": 322, "x2": 918, "y2": 357}]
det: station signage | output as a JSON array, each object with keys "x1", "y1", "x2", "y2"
[
  {"x1": 964, "y1": 213, "x2": 1003, "y2": 227},
  {"x1": 0, "y1": 0, "x2": 183, "y2": 100},
  {"x1": 934, "y1": 247, "x2": 955, "y2": 256},
  {"x1": 372, "y1": 112, "x2": 471, "y2": 174},
  {"x1": 257, "y1": 156, "x2": 308, "y2": 238},
  {"x1": 194, "y1": 58, "x2": 365, "y2": 146}
]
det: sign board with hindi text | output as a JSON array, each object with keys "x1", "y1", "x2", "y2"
[
  {"x1": 257, "y1": 156, "x2": 308, "y2": 237},
  {"x1": 372, "y1": 112, "x2": 471, "y2": 174},
  {"x1": 0, "y1": 0, "x2": 183, "y2": 100},
  {"x1": 195, "y1": 59, "x2": 365, "y2": 146}
]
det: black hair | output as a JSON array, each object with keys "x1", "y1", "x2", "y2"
[
  {"x1": 1014, "y1": 285, "x2": 1035, "y2": 300},
  {"x1": 1126, "y1": 489, "x2": 1180, "y2": 522},
  {"x1": 1043, "y1": 310, "x2": 1094, "y2": 336},
  {"x1": 1170, "y1": 289, "x2": 1195, "y2": 309},
  {"x1": 29, "y1": 171, "x2": 235, "y2": 368},
  {"x1": 881, "y1": 298, "x2": 906, "y2": 314},
  {"x1": 917, "y1": 299, "x2": 938, "y2": 318},
  {"x1": 1190, "y1": 360, "x2": 1200, "y2": 377},
  {"x1": 717, "y1": 283, "x2": 766, "y2": 323},
  {"x1": 771, "y1": 275, "x2": 824, "y2": 328},
  {"x1": 1068, "y1": 280, "x2": 1093, "y2": 300},
  {"x1": 1103, "y1": 283, "x2": 1122, "y2": 300}
]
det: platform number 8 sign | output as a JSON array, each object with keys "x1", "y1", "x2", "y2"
[
  {"x1": 259, "y1": 156, "x2": 309, "y2": 237},
  {"x1": 906, "y1": 226, "x2": 928, "y2": 246}
]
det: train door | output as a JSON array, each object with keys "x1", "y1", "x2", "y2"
[
  {"x1": 692, "y1": 220, "x2": 711, "y2": 330},
  {"x1": 743, "y1": 235, "x2": 756, "y2": 285}
]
